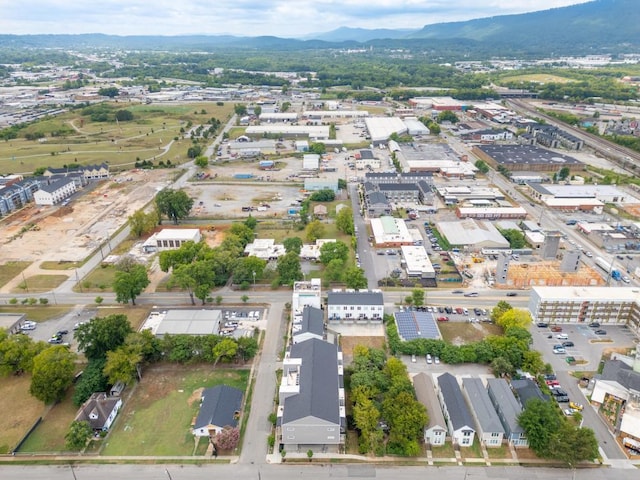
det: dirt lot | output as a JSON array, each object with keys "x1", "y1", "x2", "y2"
[{"x1": 0, "y1": 169, "x2": 174, "y2": 263}]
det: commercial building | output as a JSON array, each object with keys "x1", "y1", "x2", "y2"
[
  {"x1": 364, "y1": 117, "x2": 407, "y2": 145},
  {"x1": 141, "y1": 309, "x2": 222, "y2": 337},
  {"x1": 370, "y1": 216, "x2": 414, "y2": 247},
  {"x1": 456, "y1": 207, "x2": 527, "y2": 220},
  {"x1": 154, "y1": 229, "x2": 202, "y2": 251},
  {"x1": 245, "y1": 125, "x2": 329, "y2": 141},
  {"x1": 401, "y1": 245, "x2": 436, "y2": 279},
  {"x1": 528, "y1": 286, "x2": 640, "y2": 333}
]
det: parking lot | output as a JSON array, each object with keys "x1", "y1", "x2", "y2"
[{"x1": 532, "y1": 322, "x2": 638, "y2": 372}]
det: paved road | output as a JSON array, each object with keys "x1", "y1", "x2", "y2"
[{"x1": 1, "y1": 464, "x2": 638, "y2": 480}]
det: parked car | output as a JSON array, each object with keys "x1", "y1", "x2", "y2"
[
  {"x1": 553, "y1": 346, "x2": 566, "y2": 354},
  {"x1": 594, "y1": 329, "x2": 607, "y2": 335},
  {"x1": 426, "y1": 354, "x2": 433, "y2": 364},
  {"x1": 452, "y1": 290, "x2": 464, "y2": 294},
  {"x1": 588, "y1": 322, "x2": 600, "y2": 328},
  {"x1": 411, "y1": 354, "x2": 417, "y2": 363},
  {"x1": 537, "y1": 322, "x2": 549, "y2": 328},
  {"x1": 434, "y1": 356, "x2": 440, "y2": 365},
  {"x1": 562, "y1": 341, "x2": 575, "y2": 347},
  {"x1": 550, "y1": 325, "x2": 563, "y2": 332},
  {"x1": 556, "y1": 333, "x2": 569, "y2": 340},
  {"x1": 569, "y1": 401, "x2": 584, "y2": 411},
  {"x1": 506, "y1": 292, "x2": 518, "y2": 297},
  {"x1": 564, "y1": 408, "x2": 577, "y2": 416},
  {"x1": 437, "y1": 316, "x2": 450, "y2": 322}
]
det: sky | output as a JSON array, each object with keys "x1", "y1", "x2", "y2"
[{"x1": 0, "y1": 1, "x2": 593, "y2": 37}]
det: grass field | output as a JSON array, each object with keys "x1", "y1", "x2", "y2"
[
  {"x1": 0, "y1": 305, "x2": 71, "y2": 322},
  {"x1": 0, "y1": 261, "x2": 32, "y2": 288},
  {"x1": 77, "y1": 265, "x2": 116, "y2": 292},
  {"x1": 101, "y1": 364, "x2": 249, "y2": 456},
  {"x1": 0, "y1": 374, "x2": 46, "y2": 454},
  {"x1": 438, "y1": 322, "x2": 503, "y2": 345},
  {"x1": 499, "y1": 73, "x2": 575, "y2": 84},
  {"x1": 94, "y1": 306, "x2": 153, "y2": 331},
  {"x1": 18, "y1": 388, "x2": 79, "y2": 453},
  {"x1": 39, "y1": 261, "x2": 83, "y2": 270},
  {"x1": 431, "y1": 443, "x2": 456, "y2": 458},
  {"x1": 0, "y1": 101, "x2": 234, "y2": 175},
  {"x1": 13, "y1": 274, "x2": 68, "y2": 293}
]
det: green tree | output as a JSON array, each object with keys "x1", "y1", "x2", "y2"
[
  {"x1": 490, "y1": 356, "x2": 515, "y2": 377},
  {"x1": 114, "y1": 109, "x2": 133, "y2": 121},
  {"x1": 518, "y1": 398, "x2": 562, "y2": 455},
  {"x1": 228, "y1": 223, "x2": 255, "y2": 246},
  {"x1": 241, "y1": 294, "x2": 249, "y2": 303},
  {"x1": 234, "y1": 104, "x2": 247, "y2": 116},
  {"x1": 75, "y1": 314, "x2": 133, "y2": 361},
  {"x1": 336, "y1": 206, "x2": 355, "y2": 235},
  {"x1": 309, "y1": 142, "x2": 326, "y2": 155},
  {"x1": 277, "y1": 252, "x2": 302, "y2": 285},
  {"x1": 233, "y1": 256, "x2": 267, "y2": 284},
  {"x1": 113, "y1": 262, "x2": 149, "y2": 306},
  {"x1": 319, "y1": 240, "x2": 349, "y2": 265},
  {"x1": 98, "y1": 86, "x2": 119, "y2": 97},
  {"x1": 411, "y1": 288, "x2": 425, "y2": 307},
  {"x1": 490, "y1": 300, "x2": 513, "y2": 323},
  {"x1": 309, "y1": 189, "x2": 335, "y2": 201},
  {"x1": 128, "y1": 209, "x2": 157, "y2": 237},
  {"x1": 244, "y1": 215, "x2": 257, "y2": 230},
  {"x1": 104, "y1": 345, "x2": 142, "y2": 385},
  {"x1": 283, "y1": 236, "x2": 303, "y2": 254},
  {"x1": 253, "y1": 105, "x2": 262, "y2": 117},
  {"x1": 65, "y1": 420, "x2": 93, "y2": 451},
  {"x1": 344, "y1": 267, "x2": 368, "y2": 289},
  {"x1": 558, "y1": 166, "x2": 571, "y2": 181},
  {"x1": 155, "y1": 188, "x2": 194, "y2": 225},
  {"x1": 72, "y1": 358, "x2": 108, "y2": 407},
  {"x1": 501, "y1": 228, "x2": 526, "y2": 249},
  {"x1": 496, "y1": 308, "x2": 531, "y2": 330},
  {"x1": 437, "y1": 110, "x2": 459, "y2": 124},
  {"x1": 194, "y1": 155, "x2": 209, "y2": 168},
  {"x1": 30, "y1": 346, "x2": 77, "y2": 404},
  {"x1": 305, "y1": 220, "x2": 326, "y2": 242},
  {"x1": 0, "y1": 332, "x2": 44, "y2": 376},
  {"x1": 474, "y1": 160, "x2": 490, "y2": 174},
  {"x1": 550, "y1": 423, "x2": 599, "y2": 467},
  {"x1": 324, "y1": 258, "x2": 344, "y2": 282},
  {"x1": 213, "y1": 338, "x2": 238, "y2": 367}
]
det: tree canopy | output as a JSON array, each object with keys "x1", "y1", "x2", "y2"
[
  {"x1": 113, "y1": 259, "x2": 150, "y2": 305},
  {"x1": 30, "y1": 346, "x2": 77, "y2": 404},
  {"x1": 319, "y1": 240, "x2": 349, "y2": 265},
  {"x1": 75, "y1": 314, "x2": 133, "y2": 361},
  {"x1": 155, "y1": 188, "x2": 194, "y2": 225}
]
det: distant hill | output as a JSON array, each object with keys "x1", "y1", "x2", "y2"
[
  {"x1": 409, "y1": 0, "x2": 640, "y2": 52},
  {"x1": 306, "y1": 27, "x2": 416, "y2": 42}
]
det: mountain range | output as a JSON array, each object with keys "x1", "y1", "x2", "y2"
[{"x1": 0, "y1": 0, "x2": 637, "y2": 57}]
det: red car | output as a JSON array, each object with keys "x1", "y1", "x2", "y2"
[
  {"x1": 437, "y1": 316, "x2": 450, "y2": 322},
  {"x1": 546, "y1": 379, "x2": 560, "y2": 387}
]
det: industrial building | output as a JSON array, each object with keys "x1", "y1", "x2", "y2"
[
  {"x1": 364, "y1": 117, "x2": 407, "y2": 145},
  {"x1": 473, "y1": 144, "x2": 584, "y2": 173},
  {"x1": 153, "y1": 229, "x2": 202, "y2": 251},
  {"x1": 141, "y1": 309, "x2": 222, "y2": 337},
  {"x1": 370, "y1": 216, "x2": 414, "y2": 247},
  {"x1": 401, "y1": 245, "x2": 436, "y2": 279},
  {"x1": 437, "y1": 219, "x2": 510, "y2": 250}
]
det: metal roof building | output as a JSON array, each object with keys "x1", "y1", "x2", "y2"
[
  {"x1": 437, "y1": 219, "x2": 510, "y2": 249},
  {"x1": 462, "y1": 377, "x2": 505, "y2": 447}
]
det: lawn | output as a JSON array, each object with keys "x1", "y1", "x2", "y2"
[
  {"x1": 94, "y1": 306, "x2": 153, "y2": 331},
  {"x1": 0, "y1": 305, "x2": 71, "y2": 322},
  {"x1": 0, "y1": 261, "x2": 31, "y2": 288},
  {"x1": 12, "y1": 274, "x2": 68, "y2": 293},
  {"x1": 40, "y1": 260, "x2": 83, "y2": 270},
  {"x1": 0, "y1": 374, "x2": 47, "y2": 454},
  {"x1": 101, "y1": 364, "x2": 249, "y2": 456},
  {"x1": 486, "y1": 445, "x2": 512, "y2": 459},
  {"x1": 438, "y1": 322, "x2": 502, "y2": 345},
  {"x1": 430, "y1": 443, "x2": 456, "y2": 458},
  {"x1": 460, "y1": 440, "x2": 483, "y2": 459},
  {"x1": 77, "y1": 264, "x2": 116, "y2": 293},
  {"x1": 0, "y1": 102, "x2": 235, "y2": 175},
  {"x1": 18, "y1": 388, "x2": 79, "y2": 453},
  {"x1": 499, "y1": 73, "x2": 575, "y2": 84}
]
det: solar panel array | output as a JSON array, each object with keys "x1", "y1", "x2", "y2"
[{"x1": 394, "y1": 311, "x2": 441, "y2": 341}]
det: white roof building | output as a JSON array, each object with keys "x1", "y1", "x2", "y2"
[
  {"x1": 370, "y1": 216, "x2": 414, "y2": 247},
  {"x1": 364, "y1": 117, "x2": 408, "y2": 144},
  {"x1": 403, "y1": 117, "x2": 430, "y2": 136},
  {"x1": 155, "y1": 229, "x2": 202, "y2": 250},
  {"x1": 437, "y1": 219, "x2": 510, "y2": 249},
  {"x1": 244, "y1": 238, "x2": 286, "y2": 260},
  {"x1": 246, "y1": 125, "x2": 329, "y2": 140},
  {"x1": 401, "y1": 246, "x2": 436, "y2": 279},
  {"x1": 259, "y1": 112, "x2": 298, "y2": 122},
  {"x1": 303, "y1": 154, "x2": 320, "y2": 170},
  {"x1": 300, "y1": 239, "x2": 336, "y2": 261},
  {"x1": 141, "y1": 309, "x2": 222, "y2": 337}
]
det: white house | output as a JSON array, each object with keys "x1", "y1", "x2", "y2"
[
  {"x1": 413, "y1": 373, "x2": 448, "y2": 446},
  {"x1": 437, "y1": 373, "x2": 476, "y2": 446},
  {"x1": 33, "y1": 178, "x2": 77, "y2": 205},
  {"x1": 327, "y1": 290, "x2": 384, "y2": 322},
  {"x1": 74, "y1": 392, "x2": 122, "y2": 431},
  {"x1": 462, "y1": 377, "x2": 505, "y2": 447}
]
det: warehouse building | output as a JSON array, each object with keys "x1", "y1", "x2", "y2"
[{"x1": 473, "y1": 144, "x2": 584, "y2": 173}]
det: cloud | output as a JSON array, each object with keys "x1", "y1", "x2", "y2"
[{"x1": 0, "y1": 1, "x2": 591, "y2": 37}]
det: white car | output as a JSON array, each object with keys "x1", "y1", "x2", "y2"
[
  {"x1": 556, "y1": 333, "x2": 569, "y2": 340},
  {"x1": 426, "y1": 354, "x2": 433, "y2": 364},
  {"x1": 434, "y1": 356, "x2": 440, "y2": 365}
]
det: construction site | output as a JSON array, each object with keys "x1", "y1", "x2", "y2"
[{"x1": 502, "y1": 262, "x2": 606, "y2": 288}]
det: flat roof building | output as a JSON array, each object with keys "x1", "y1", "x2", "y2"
[
  {"x1": 401, "y1": 245, "x2": 436, "y2": 279},
  {"x1": 370, "y1": 216, "x2": 414, "y2": 247},
  {"x1": 528, "y1": 286, "x2": 640, "y2": 334},
  {"x1": 437, "y1": 219, "x2": 510, "y2": 249},
  {"x1": 473, "y1": 144, "x2": 583, "y2": 173},
  {"x1": 142, "y1": 309, "x2": 222, "y2": 337},
  {"x1": 155, "y1": 229, "x2": 202, "y2": 251}
]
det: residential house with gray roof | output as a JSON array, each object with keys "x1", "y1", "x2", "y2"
[
  {"x1": 74, "y1": 392, "x2": 122, "y2": 432},
  {"x1": 413, "y1": 373, "x2": 447, "y2": 446},
  {"x1": 462, "y1": 378, "x2": 505, "y2": 447},
  {"x1": 511, "y1": 378, "x2": 549, "y2": 408},
  {"x1": 192, "y1": 385, "x2": 243, "y2": 437},
  {"x1": 437, "y1": 373, "x2": 475, "y2": 446},
  {"x1": 278, "y1": 338, "x2": 345, "y2": 450},
  {"x1": 486, "y1": 378, "x2": 528, "y2": 447},
  {"x1": 292, "y1": 305, "x2": 325, "y2": 344},
  {"x1": 327, "y1": 290, "x2": 384, "y2": 323}
]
